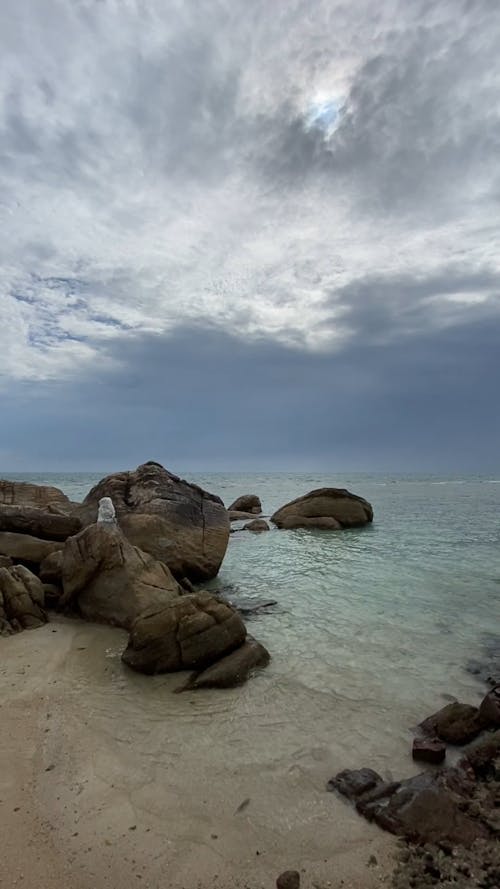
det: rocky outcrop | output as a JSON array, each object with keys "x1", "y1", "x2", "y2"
[
  {"x1": 181, "y1": 637, "x2": 270, "y2": 689},
  {"x1": 0, "y1": 532, "x2": 63, "y2": 565},
  {"x1": 122, "y1": 592, "x2": 246, "y2": 674},
  {"x1": 0, "y1": 505, "x2": 81, "y2": 541},
  {"x1": 419, "y1": 702, "x2": 483, "y2": 745},
  {"x1": 0, "y1": 479, "x2": 71, "y2": 511},
  {"x1": 271, "y1": 488, "x2": 373, "y2": 530},
  {"x1": 0, "y1": 564, "x2": 47, "y2": 635},
  {"x1": 60, "y1": 522, "x2": 181, "y2": 629},
  {"x1": 243, "y1": 519, "x2": 270, "y2": 532},
  {"x1": 227, "y1": 495, "x2": 262, "y2": 514},
  {"x1": 75, "y1": 461, "x2": 229, "y2": 582}
]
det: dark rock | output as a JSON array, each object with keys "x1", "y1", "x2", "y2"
[
  {"x1": 412, "y1": 737, "x2": 447, "y2": 765},
  {"x1": 227, "y1": 495, "x2": 262, "y2": 514},
  {"x1": 0, "y1": 532, "x2": 63, "y2": 566},
  {"x1": 122, "y1": 592, "x2": 246, "y2": 674},
  {"x1": 180, "y1": 637, "x2": 270, "y2": 690},
  {"x1": 327, "y1": 768, "x2": 383, "y2": 799},
  {"x1": 271, "y1": 488, "x2": 373, "y2": 530},
  {"x1": 60, "y1": 522, "x2": 181, "y2": 629},
  {"x1": 42, "y1": 583, "x2": 62, "y2": 607},
  {"x1": 229, "y1": 510, "x2": 260, "y2": 521},
  {"x1": 461, "y1": 731, "x2": 500, "y2": 776},
  {"x1": 276, "y1": 871, "x2": 300, "y2": 889},
  {"x1": 419, "y1": 702, "x2": 483, "y2": 745},
  {"x1": 242, "y1": 519, "x2": 270, "y2": 532},
  {"x1": 479, "y1": 685, "x2": 500, "y2": 728},
  {"x1": 74, "y1": 461, "x2": 229, "y2": 582},
  {"x1": 228, "y1": 596, "x2": 278, "y2": 617},
  {"x1": 0, "y1": 505, "x2": 81, "y2": 541},
  {"x1": 39, "y1": 550, "x2": 63, "y2": 584},
  {"x1": 0, "y1": 565, "x2": 47, "y2": 634},
  {"x1": 0, "y1": 555, "x2": 13, "y2": 569}
]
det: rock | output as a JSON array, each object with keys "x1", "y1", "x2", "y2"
[
  {"x1": 0, "y1": 532, "x2": 63, "y2": 565},
  {"x1": 276, "y1": 871, "x2": 300, "y2": 889},
  {"x1": 181, "y1": 637, "x2": 270, "y2": 689},
  {"x1": 461, "y1": 730, "x2": 500, "y2": 776},
  {"x1": 0, "y1": 479, "x2": 71, "y2": 511},
  {"x1": 60, "y1": 522, "x2": 181, "y2": 629},
  {"x1": 43, "y1": 583, "x2": 62, "y2": 607},
  {"x1": 0, "y1": 505, "x2": 81, "y2": 541},
  {"x1": 328, "y1": 765, "x2": 487, "y2": 847},
  {"x1": 419, "y1": 702, "x2": 483, "y2": 745},
  {"x1": 327, "y1": 768, "x2": 384, "y2": 799},
  {"x1": 75, "y1": 461, "x2": 229, "y2": 582},
  {"x1": 412, "y1": 737, "x2": 446, "y2": 765},
  {"x1": 227, "y1": 495, "x2": 262, "y2": 514},
  {"x1": 0, "y1": 565, "x2": 47, "y2": 634},
  {"x1": 479, "y1": 685, "x2": 500, "y2": 728},
  {"x1": 229, "y1": 510, "x2": 260, "y2": 521},
  {"x1": 271, "y1": 488, "x2": 373, "y2": 530},
  {"x1": 228, "y1": 596, "x2": 278, "y2": 617},
  {"x1": 243, "y1": 519, "x2": 270, "y2": 532},
  {"x1": 0, "y1": 555, "x2": 13, "y2": 568},
  {"x1": 122, "y1": 592, "x2": 246, "y2": 674},
  {"x1": 39, "y1": 550, "x2": 63, "y2": 584}
]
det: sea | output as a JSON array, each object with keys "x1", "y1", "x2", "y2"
[{"x1": 6, "y1": 469, "x2": 499, "y2": 746}]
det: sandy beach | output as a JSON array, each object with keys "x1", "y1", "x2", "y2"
[{"x1": 0, "y1": 617, "x2": 396, "y2": 889}]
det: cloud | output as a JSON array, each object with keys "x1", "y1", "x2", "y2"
[{"x1": 0, "y1": 0, "x2": 499, "y2": 467}]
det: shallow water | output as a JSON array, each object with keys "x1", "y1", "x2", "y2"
[{"x1": 5, "y1": 470, "x2": 500, "y2": 772}]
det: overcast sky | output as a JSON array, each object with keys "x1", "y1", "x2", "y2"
[{"x1": 1, "y1": 0, "x2": 499, "y2": 473}]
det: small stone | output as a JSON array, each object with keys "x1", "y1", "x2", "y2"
[
  {"x1": 368, "y1": 854, "x2": 378, "y2": 867},
  {"x1": 276, "y1": 870, "x2": 300, "y2": 889},
  {"x1": 45, "y1": 764, "x2": 55, "y2": 772},
  {"x1": 412, "y1": 737, "x2": 446, "y2": 764}
]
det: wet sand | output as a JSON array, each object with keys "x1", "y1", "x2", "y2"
[{"x1": 0, "y1": 617, "x2": 396, "y2": 889}]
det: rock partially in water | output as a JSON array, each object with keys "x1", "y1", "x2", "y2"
[
  {"x1": 479, "y1": 685, "x2": 500, "y2": 728},
  {"x1": 412, "y1": 737, "x2": 446, "y2": 764},
  {"x1": 180, "y1": 636, "x2": 270, "y2": 690},
  {"x1": 271, "y1": 488, "x2": 373, "y2": 530},
  {"x1": 0, "y1": 564, "x2": 47, "y2": 634},
  {"x1": 327, "y1": 768, "x2": 382, "y2": 799},
  {"x1": 227, "y1": 494, "x2": 262, "y2": 514},
  {"x1": 75, "y1": 461, "x2": 229, "y2": 582},
  {"x1": 61, "y1": 522, "x2": 181, "y2": 629},
  {"x1": 242, "y1": 519, "x2": 270, "y2": 533},
  {"x1": 122, "y1": 592, "x2": 246, "y2": 675},
  {"x1": 419, "y1": 701, "x2": 483, "y2": 745},
  {"x1": 229, "y1": 509, "x2": 260, "y2": 521}
]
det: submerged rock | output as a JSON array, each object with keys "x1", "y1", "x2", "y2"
[
  {"x1": 412, "y1": 737, "x2": 446, "y2": 765},
  {"x1": 122, "y1": 592, "x2": 246, "y2": 674},
  {"x1": 60, "y1": 522, "x2": 181, "y2": 629},
  {"x1": 242, "y1": 519, "x2": 270, "y2": 532},
  {"x1": 227, "y1": 494, "x2": 262, "y2": 514},
  {"x1": 75, "y1": 461, "x2": 229, "y2": 582},
  {"x1": 180, "y1": 637, "x2": 270, "y2": 690},
  {"x1": 0, "y1": 564, "x2": 47, "y2": 634},
  {"x1": 271, "y1": 488, "x2": 373, "y2": 530}
]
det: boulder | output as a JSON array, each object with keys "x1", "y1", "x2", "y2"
[
  {"x1": 60, "y1": 523, "x2": 181, "y2": 629},
  {"x1": 0, "y1": 505, "x2": 81, "y2": 541},
  {"x1": 0, "y1": 555, "x2": 13, "y2": 569},
  {"x1": 74, "y1": 461, "x2": 229, "y2": 582},
  {"x1": 276, "y1": 872, "x2": 300, "y2": 889},
  {"x1": 39, "y1": 550, "x2": 63, "y2": 584},
  {"x1": 227, "y1": 495, "x2": 262, "y2": 514},
  {"x1": 0, "y1": 565, "x2": 47, "y2": 634},
  {"x1": 181, "y1": 637, "x2": 270, "y2": 689},
  {"x1": 243, "y1": 519, "x2": 270, "y2": 533},
  {"x1": 0, "y1": 479, "x2": 71, "y2": 511},
  {"x1": 0, "y1": 532, "x2": 63, "y2": 565},
  {"x1": 229, "y1": 510, "x2": 260, "y2": 521},
  {"x1": 479, "y1": 685, "x2": 500, "y2": 728},
  {"x1": 419, "y1": 702, "x2": 482, "y2": 745},
  {"x1": 327, "y1": 768, "x2": 383, "y2": 799},
  {"x1": 412, "y1": 737, "x2": 446, "y2": 765},
  {"x1": 122, "y1": 592, "x2": 246, "y2": 674},
  {"x1": 271, "y1": 488, "x2": 373, "y2": 530}
]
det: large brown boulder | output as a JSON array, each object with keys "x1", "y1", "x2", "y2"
[
  {"x1": 419, "y1": 702, "x2": 483, "y2": 745},
  {"x1": 0, "y1": 565, "x2": 47, "y2": 634},
  {"x1": 0, "y1": 479, "x2": 71, "y2": 511},
  {"x1": 122, "y1": 592, "x2": 246, "y2": 674},
  {"x1": 60, "y1": 523, "x2": 181, "y2": 629},
  {"x1": 0, "y1": 532, "x2": 63, "y2": 565},
  {"x1": 0, "y1": 505, "x2": 81, "y2": 541},
  {"x1": 227, "y1": 494, "x2": 262, "y2": 514},
  {"x1": 271, "y1": 488, "x2": 373, "y2": 530},
  {"x1": 181, "y1": 637, "x2": 270, "y2": 690},
  {"x1": 74, "y1": 462, "x2": 229, "y2": 582}
]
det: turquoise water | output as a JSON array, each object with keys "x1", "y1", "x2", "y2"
[{"x1": 4, "y1": 470, "x2": 500, "y2": 772}]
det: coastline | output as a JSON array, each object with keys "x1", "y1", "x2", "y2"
[{"x1": 0, "y1": 617, "x2": 396, "y2": 889}]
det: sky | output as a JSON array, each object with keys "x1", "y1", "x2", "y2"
[{"x1": 1, "y1": 0, "x2": 499, "y2": 473}]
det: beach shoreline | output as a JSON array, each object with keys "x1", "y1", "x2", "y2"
[{"x1": 0, "y1": 617, "x2": 396, "y2": 889}]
